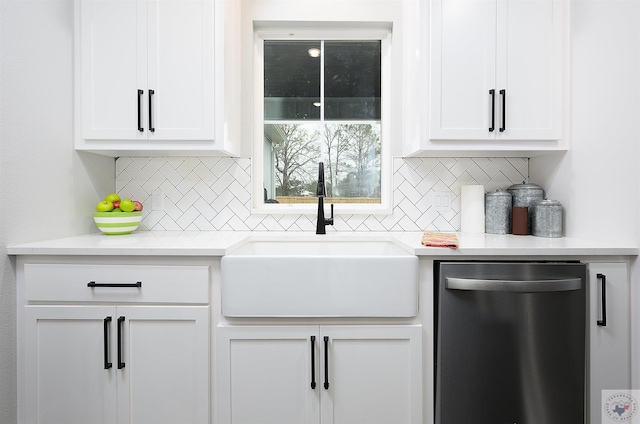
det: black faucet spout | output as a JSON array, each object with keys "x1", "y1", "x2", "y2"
[
  {"x1": 317, "y1": 196, "x2": 326, "y2": 234},
  {"x1": 316, "y1": 162, "x2": 326, "y2": 197},
  {"x1": 316, "y1": 162, "x2": 334, "y2": 234}
]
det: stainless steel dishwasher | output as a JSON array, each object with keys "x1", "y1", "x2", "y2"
[{"x1": 435, "y1": 261, "x2": 586, "y2": 424}]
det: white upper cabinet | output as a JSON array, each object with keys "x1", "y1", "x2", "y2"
[
  {"x1": 76, "y1": 0, "x2": 239, "y2": 156},
  {"x1": 80, "y1": 0, "x2": 142, "y2": 141},
  {"x1": 429, "y1": 0, "x2": 498, "y2": 141},
  {"x1": 145, "y1": 1, "x2": 214, "y2": 141},
  {"x1": 406, "y1": 0, "x2": 566, "y2": 156},
  {"x1": 495, "y1": 0, "x2": 561, "y2": 141}
]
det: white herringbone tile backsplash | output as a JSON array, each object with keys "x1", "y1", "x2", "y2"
[{"x1": 116, "y1": 157, "x2": 528, "y2": 232}]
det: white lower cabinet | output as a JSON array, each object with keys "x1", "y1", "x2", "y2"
[
  {"x1": 18, "y1": 261, "x2": 211, "y2": 424},
  {"x1": 24, "y1": 306, "x2": 117, "y2": 424},
  {"x1": 217, "y1": 325, "x2": 422, "y2": 424},
  {"x1": 117, "y1": 306, "x2": 209, "y2": 424},
  {"x1": 24, "y1": 305, "x2": 209, "y2": 424},
  {"x1": 588, "y1": 262, "x2": 630, "y2": 424}
]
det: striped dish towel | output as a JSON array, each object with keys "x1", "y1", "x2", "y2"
[{"x1": 421, "y1": 232, "x2": 459, "y2": 248}]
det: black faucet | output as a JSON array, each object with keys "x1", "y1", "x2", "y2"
[{"x1": 316, "y1": 162, "x2": 334, "y2": 234}]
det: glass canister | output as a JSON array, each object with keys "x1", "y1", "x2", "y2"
[
  {"x1": 507, "y1": 182, "x2": 544, "y2": 233},
  {"x1": 532, "y1": 199, "x2": 563, "y2": 238},
  {"x1": 485, "y1": 190, "x2": 512, "y2": 234}
]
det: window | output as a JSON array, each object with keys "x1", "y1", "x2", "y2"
[{"x1": 254, "y1": 28, "x2": 391, "y2": 213}]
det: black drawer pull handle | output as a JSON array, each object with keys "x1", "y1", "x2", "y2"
[
  {"x1": 104, "y1": 316, "x2": 112, "y2": 370},
  {"x1": 489, "y1": 89, "x2": 495, "y2": 132},
  {"x1": 148, "y1": 89, "x2": 155, "y2": 132},
  {"x1": 117, "y1": 316, "x2": 125, "y2": 369},
  {"x1": 597, "y1": 273, "x2": 607, "y2": 327},
  {"x1": 137, "y1": 89, "x2": 144, "y2": 132},
  {"x1": 88, "y1": 281, "x2": 142, "y2": 288},
  {"x1": 323, "y1": 336, "x2": 329, "y2": 390},
  {"x1": 499, "y1": 89, "x2": 506, "y2": 132},
  {"x1": 310, "y1": 336, "x2": 316, "y2": 389}
]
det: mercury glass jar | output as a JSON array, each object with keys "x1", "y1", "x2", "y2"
[
  {"x1": 532, "y1": 199, "x2": 563, "y2": 238},
  {"x1": 485, "y1": 190, "x2": 512, "y2": 234}
]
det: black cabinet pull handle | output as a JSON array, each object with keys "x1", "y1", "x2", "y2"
[
  {"x1": 117, "y1": 316, "x2": 125, "y2": 369},
  {"x1": 323, "y1": 336, "x2": 329, "y2": 390},
  {"x1": 499, "y1": 89, "x2": 506, "y2": 132},
  {"x1": 597, "y1": 273, "x2": 607, "y2": 326},
  {"x1": 104, "y1": 317, "x2": 112, "y2": 370},
  {"x1": 88, "y1": 281, "x2": 142, "y2": 288},
  {"x1": 489, "y1": 89, "x2": 495, "y2": 132},
  {"x1": 148, "y1": 89, "x2": 155, "y2": 132},
  {"x1": 137, "y1": 89, "x2": 144, "y2": 132},
  {"x1": 310, "y1": 336, "x2": 316, "y2": 389}
]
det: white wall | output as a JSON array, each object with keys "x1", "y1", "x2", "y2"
[
  {"x1": 530, "y1": 0, "x2": 640, "y2": 387},
  {"x1": 0, "y1": 1, "x2": 114, "y2": 420}
]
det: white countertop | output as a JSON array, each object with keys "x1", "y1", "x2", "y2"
[{"x1": 7, "y1": 231, "x2": 639, "y2": 257}]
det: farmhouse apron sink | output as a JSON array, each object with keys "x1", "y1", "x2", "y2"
[{"x1": 221, "y1": 239, "x2": 419, "y2": 317}]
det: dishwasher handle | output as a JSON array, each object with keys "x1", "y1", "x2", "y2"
[
  {"x1": 596, "y1": 273, "x2": 607, "y2": 326},
  {"x1": 446, "y1": 277, "x2": 582, "y2": 292}
]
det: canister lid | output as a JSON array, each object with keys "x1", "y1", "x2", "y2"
[
  {"x1": 485, "y1": 189, "x2": 512, "y2": 198},
  {"x1": 507, "y1": 181, "x2": 544, "y2": 196},
  {"x1": 534, "y1": 199, "x2": 562, "y2": 208},
  {"x1": 507, "y1": 181, "x2": 543, "y2": 191}
]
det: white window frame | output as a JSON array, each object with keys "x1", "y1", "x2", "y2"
[{"x1": 251, "y1": 26, "x2": 393, "y2": 215}]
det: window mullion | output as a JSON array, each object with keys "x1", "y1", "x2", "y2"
[{"x1": 320, "y1": 40, "x2": 325, "y2": 124}]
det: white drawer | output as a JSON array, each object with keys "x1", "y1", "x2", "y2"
[{"x1": 24, "y1": 264, "x2": 209, "y2": 304}]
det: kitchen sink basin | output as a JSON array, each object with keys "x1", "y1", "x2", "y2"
[{"x1": 221, "y1": 238, "x2": 419, "y2": 317}]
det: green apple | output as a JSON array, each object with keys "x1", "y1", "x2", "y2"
[
  {"x1": 104, "y1": 193, "x2": 120, "y2": 203},
  {"x1": 96, "y1": 200, "x2": 114, "y2": 212},
  {"x1": 119, "y1": 199, "x2": 135, "y2": 212}
]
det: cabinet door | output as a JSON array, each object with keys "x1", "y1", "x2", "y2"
[
  {"x1": 80, "y1": 0, "x2": 147, "y2": 140},
  {"x1": 146, "y1": 0, "x2": 214, "y2": 140},
  {"x1": 116, "y1": 306, "x2": 210, "y2": 424},
  {"x1": 217, "y1": 326, "x2": 320, "y2": 424},
  {"x1": 429, "y1": 0, "x2": 497, "y2": 140},
  {"x1": 495, "y1": 0, "x2": 562, "y2": 140},
  {"x1": 320, "y1": 326, "x2": 422, "y2": 424},
  {"x1": 429, "y1": 0, "x2": 562, "y2": 142},
  {"x1": 588, "y1": 263, "x2": 630, "y2": 424},
  {"x1": 24, "y1": 306, "x2": 117, "y2": 424}
]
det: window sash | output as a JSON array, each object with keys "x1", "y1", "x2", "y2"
[{"x1": 253, "y1": 27, "x2": 392, "y2": 215}]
